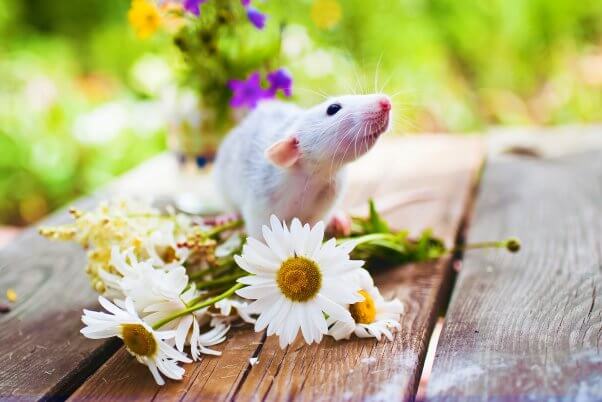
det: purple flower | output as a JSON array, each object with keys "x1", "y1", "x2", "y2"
[
  {"x1": 267, "y1": 68, "x2": 293, "y2": 97},
  {"x1": 241, "y1": 0, "x2": 251, "y2": 6},
  {"x1": 246, "y1": 7, "x2": 266, "y2": 29},
  {"x1": 183, "y1": 0, "x2": 207, "y2": 16},
  {"x1": 228, "y1": 72, "x2": 272, "y2": 109}
]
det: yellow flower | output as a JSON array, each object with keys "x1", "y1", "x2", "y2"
[
  {"x1": 128, "y1": 0, "x2": 162, "y2": 39},
  {"x1": 311, "y1": 0, "x2": 342, "y2": 30}
]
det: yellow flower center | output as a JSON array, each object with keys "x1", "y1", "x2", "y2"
[
  {"x1": 121, "y1": 323, "x2": 157, "y2": 357},
  {"x1": 163, "y1": 246, "x2": 177, "y2": 263},
  {"x1": 350, "y1": 290, "x2": 376, "y2": 324},
  {"x1": 276, "y1": 257, "x2": 322, "y2": 302}
]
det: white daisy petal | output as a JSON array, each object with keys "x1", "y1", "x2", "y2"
[
  {"x1": 236, "y1": 283, "x2": 279, "y2": 300},
  {"x1": 262, "y1": 225, "x2": 288, "y2": 261},
  {"x1": 267, "y1": 300, "x2": 292, "y2": 336},
  {"x1": 190, "y1": 316, "x2": 201, "y2": 361},
  {"x1": 299, "y1": 307, "x2": 313, "y2": 344},
  {"x1": 381, "y1": 326, "x2": 394, "y2": 341},
  {"x1": 304, "y1": 221, "x2": 325, "y2": 258},
  {"x1": 175, "y1": 315, "x2": 193, "y2": 352},
  {"x1": 252, "y1": 295, "x2": 283, "y2": 331},
  {"x1": 240, "y1": 246, "x2": 279, "y2": 272},
  {"x1": 328, "y1": 320, "x2": 354, "y2": 341},
  {"x1": 247, "y1": 237, "x2": 281, "y2": 265},
  {"x1": 147, "y1": 362, "x2": 165, "y2": 386},
  {"x1": 315, "y1": 294, "x2": 353, "y2": 323},
  {"x1": 237, "y1": 275, "x2": 275, "y2": 286},
  {"x1": 97, "y1": 296, "x2": 128, "y2": 317},
  {"x1": 291, "y1": 219, "x2": 309, "y2": 256}
]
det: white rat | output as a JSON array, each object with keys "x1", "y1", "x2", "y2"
[{"x1": 213, "y1": 93, "x2": 391, "y2": 238}]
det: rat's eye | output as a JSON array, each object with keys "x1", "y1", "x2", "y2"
[{"x1": 326, "y1": 103, "x2": 342, "y2": 116}]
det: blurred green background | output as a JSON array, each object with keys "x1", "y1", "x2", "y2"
[{"x1": 1, "y1": 0, "x2": 601, "y2": 226}]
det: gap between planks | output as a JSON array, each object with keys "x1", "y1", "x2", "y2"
[{"x1": 69, "y1": 136, "x2": 485, "y2": 402}]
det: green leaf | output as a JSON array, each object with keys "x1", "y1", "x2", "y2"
[
  {"x1": 368, "y1": 198, "x2": 390, "y2": 233},
  {"x1": 339, "y1": 200, "x2": 447, "y2": 270}
]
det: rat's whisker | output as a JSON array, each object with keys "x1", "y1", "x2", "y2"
[
  {"x1": 389, "y1": 88, "x2": 415, "y2": 100},
  {"x1": 380, "y1": 72, "x2": 395, "y2": 94},
  {"x1": 392, "y1": 112, "x2": 418, "y2": 133},
  {"x1": 329, "y1": 116, "x2": 358, "y2": 174},
  {"x1": 329, "y1": 113, "x2": 363, "y2": 174},
  {"x1": 374, "y1": 54, "x2": 383, "y2": 94},
  {"x1": 297, "y1": 87, "x2": 329, "y2": 100},
  {"x1": 350, "y1": 63, "x2": 366, "y2": 96}
]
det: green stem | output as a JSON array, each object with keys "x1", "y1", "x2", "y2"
[
  {"x1": 152, "y1": 283, "x2": 244, "y2": 330},
  {"x1": 206, "y1": 219, "x2": 244, "y2": 238},
  {"x1": 450, "y1": 237, "x2": 520, "y2": 254},
  {"x1": 188, "y1": 266, "x2": 213, "y2": 281},
  {"x1": 188, "y1": 256, "x2": 237, "y2": 281},
  {"x1": 453, "y1": 240, "x2": 505, "y2": 251},
  {"x1": 185, "y1": 287, "x2": 228, "y2": 307},
  {"x1": 336, "y1": 233, "x2": 394, "y2": 247},
  {"x1": 194, "y1": 271, "x2": 246, "y2": 290}
]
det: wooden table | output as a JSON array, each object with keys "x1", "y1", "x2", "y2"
[{"x1": 1, "y1": 130, "x2": 601, "y2": 401}]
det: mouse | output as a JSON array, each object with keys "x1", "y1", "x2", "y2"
[{"x1": 213, "y1": 93, "x2": 392, "y2": 238}]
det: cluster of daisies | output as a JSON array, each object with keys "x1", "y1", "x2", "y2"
[{"x1": 41, "y1": 200, "x2": 404, "y2": 386}]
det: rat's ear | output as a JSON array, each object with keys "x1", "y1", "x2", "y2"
[{"x1": 265, "y1": 136, "x2": 300, "y2": 168}]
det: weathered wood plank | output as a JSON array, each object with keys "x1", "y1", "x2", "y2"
[
  {"x1": 70, "y1": 136, "x2": 484, "y2": 401},
  {"x1": 0, "y1": 198, "x2": 121, "y2": 401},
  {"x1": 427, "y1": 150, "x2": 602, "y2": 401}
]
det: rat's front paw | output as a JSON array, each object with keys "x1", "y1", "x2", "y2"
[{"x1": 327, "y1": 211, "x2": 352, "y2": 237}]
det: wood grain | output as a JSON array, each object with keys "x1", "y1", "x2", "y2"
[
  {"x1": 0, "y1": 198, "x2": 121, "y2": 401},
  {"x1": 70, "y1": 136, "x2": 484, "y2": 401},
  {"x1": 427, "y1": 151, "x2": 602, "y2": 401}
]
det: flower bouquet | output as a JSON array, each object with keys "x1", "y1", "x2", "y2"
[
  {"x1": 128, "y1": 0, "x2": 292, "y2": 165},
  {"x1": 40, "y1": 198, "x2": 518, "y2": 385}
]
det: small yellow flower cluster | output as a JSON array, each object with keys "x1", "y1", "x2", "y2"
[
  {"x1": 179, "y1": 229, "x2": 218, "y2": 269},
  {"x1": 40, "y1": 199, "x2": 194, "y2": 293},
  {"x1": 127, "y1": 0, "x2": 185, "y2": 39}
]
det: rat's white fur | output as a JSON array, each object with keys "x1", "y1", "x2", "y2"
[{"x1": 214, "y1": 94, "x2": 391, "y2": 238}]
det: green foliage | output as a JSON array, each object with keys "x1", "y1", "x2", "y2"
[
  {"x1": 173, "y1": 0, "x2": 281, "y2": 133},
  {"x1": 343, "y1": 200, "x2": 446, "y2": 269}
]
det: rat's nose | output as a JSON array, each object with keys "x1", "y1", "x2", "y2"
[{"x1": 379, "y1": 98, "x2": 391, "y2": 112}]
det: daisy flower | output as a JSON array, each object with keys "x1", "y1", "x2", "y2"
[
  {"x1": 214, "y1": 297, "x2": 256, "y2": 324},
  {"x1": 145, "y1": 222, "x2": 190, "y2": 269},
  {"x1": 105, "y1": 247, "x2": 231, "y2": 359},
  {"x1": 101, "y1": 247, "x2": 193, "y2": 349},
  {"x1": 235, "y1": 215, "x2": 363, "y2": 348},
  {"x1": 189, "y1": 319, "x2": 230, "y2": 360},
  {"x1": 328, "y1": 269, "x2": 404, "y2": 341},
  {"x1": 106, "y1": 247, "x2": 188, "y2": 314},
  {"x1": 81, "y1": 296, "x2": 191, "y2": 385}
]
